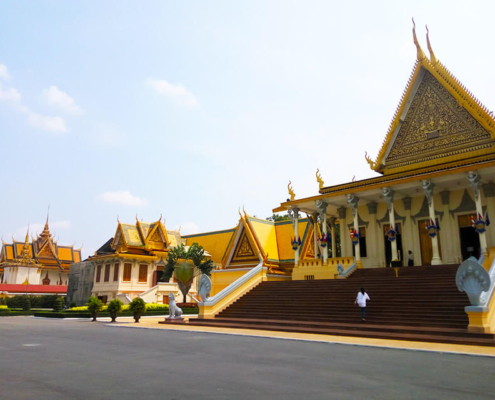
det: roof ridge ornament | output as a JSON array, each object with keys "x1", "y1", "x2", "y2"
[
  {"x1": 288, "y1": 181, "x2": 296, "y2": 201},
  {"x1": 316, "y1": 169, "x2": 324, "y2": 189},
  {"x1": 425, "y1": 25, "x2": 438, "y2": 65},
  {"x1": 412, "y1": 18, "x2": 426, "y2": 61},
  {"x1": 365, "y1": 151, "x2": 376, "y2": 170}
]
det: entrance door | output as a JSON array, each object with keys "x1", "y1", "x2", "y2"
[
  {"x1": 418, "y1": 219, "x2": 442, "y2": 266},
  {"x1": 458, "y1": 214, "x2": 481, "y2": 260},
  {"x1": 383, "y1": 223, "x2": 403, "y2": 267}
]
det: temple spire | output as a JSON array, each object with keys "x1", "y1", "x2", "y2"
[
  {"x1": 412, "y1": 18, "x2": 426, "y2": 61},
  {"x1": 425, "y1": 25, "x2": 438, "y2": 65}
]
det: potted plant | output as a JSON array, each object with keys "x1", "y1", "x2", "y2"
[
  {"x1": 107, "y1": 299, "x2": 123, "y2": 322},
  {"x1": 87, "y1": 296, "x2": 104, "y2": 321},
  {"x1": 129, "y1": 297, "x2": 146, "y2": 323}
]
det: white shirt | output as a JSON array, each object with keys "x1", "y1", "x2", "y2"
[{"x1": 356, "y1": 292, "x2": 370, "y2": 307}]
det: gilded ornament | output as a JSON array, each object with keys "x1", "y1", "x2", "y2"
[
  {"x1": 316, "y1": 169, "x2": 324, "y2": 189},
  {"x1": 288, "y1": 181, "x2": 296, "y2": 201}
]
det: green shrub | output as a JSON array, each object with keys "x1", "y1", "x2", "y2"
[
  {"x1": 6, "y1": 295, "x2": 62, "y2": 309},
  {"x1": 129, "y1": 298, "x2": 146, "y2": 323},
  {"x1": 0, "y1": 305, "x2": 10, "y2": 311},
  {"x1": 87, "y1": 296, "x2": 104, "y2": 321},
  {"x1": 107, "y1": 299, "x2": 123, "y2": 322},
  {"x1": 22, "y1": 297, "x2": 31, "y2": 311},
  {"x1": 53, "y1": 297, "x2": 64, "y2": 312},
  {"x1": 69, "y1": 306, "x2": 88, "y2": 311},
  {"x1": 145, "y1": 303, "x2": 169, "y2": 311},
  {"x1": 69, "y1": 301, "x2": 77, "y2": 309}
]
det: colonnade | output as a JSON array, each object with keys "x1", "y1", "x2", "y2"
[{"x1": 289, "y1": 170, "x2": 491, "y2": 267}]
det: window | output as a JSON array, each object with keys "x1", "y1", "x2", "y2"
[
  {"x1": 96, "y1": 265, "x2": 102, "y2": 282},
  {"x1": 139, "y1": 264, "x2": 148, "y2": 283},
  {"x1": 113, "y1": 263, "x2": 119, "y2": 282},
  {"x1": 104, "y1": 264, "x2": 110, "y2": 282},
  {"x1": 352, "y1": 227, "x2": 367, "y2": 258},
  {"x1": 123, "y1": 263, "x2": 132, "y2": 282}
]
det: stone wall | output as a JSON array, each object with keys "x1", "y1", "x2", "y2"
[{"x1": 66, "y1": 261, "x2": 95, "y2": 306}]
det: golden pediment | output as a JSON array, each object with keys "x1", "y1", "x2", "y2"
[
  {"x1": 385, "y1": 70, "x2": 493, "y2": 169},
  {"x1": 233, "y1": 232, "x2": 256, "y2": 260}
]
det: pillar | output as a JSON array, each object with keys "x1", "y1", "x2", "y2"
[
  {"x1": 482, "y1": 183, "x2": 495, "y2": 248},
  {"x1": 329, "y1": 216, "x2": 336, "y2": 259},
  {"x1": 367, "y1": 201, "x2": 380, "y2": 268},
  {"x1": 439, "y1": 191, "x2": 456, "y2": 264},
  {"x1": 382, "y1": 187, "x2": 398, "y2": 263},
  {"x1": 346, "y1": 194, "x2": 362, "y2": 268},
  {"x1": 467, "y1": 171, "x2": 488, "y2": 257},
  {"x1": 421, "y1": 180, "x2": 443, "y2": 265},
  {"x1": 337, "y1": 207, "x2": 348, "y2": 258},
  {"x1": 402, "y1": 197, "x2": 415, "y2": 265},
  {"x1": 311, "y1": 212, "x2": 319, "y2": 259},
  {"x1": 316, "y1": 200, "x2": 328, "y2": 264},
  {"x1": 289, "y1": 207, "x2": 301, "y2": 265}
]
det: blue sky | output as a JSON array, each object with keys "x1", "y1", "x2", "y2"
[{"x1": 1, "y1": 1, "x2": 494, "y2": 258}]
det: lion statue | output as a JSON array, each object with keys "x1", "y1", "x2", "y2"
[
  {"x1": 168, "y1": 293, "x2": 183, "y2": 319},
  {"x1": 198, "y1": 274, "x2": 212, "y2": 303}
]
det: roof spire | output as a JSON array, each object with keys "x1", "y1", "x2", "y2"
[
  {"x1": 425, "y1": 25, "x2": 438, "y2": 65},
  {"x1": 40, "y1": 209, "x2": 52, "y2": 239},
  {"x1": 412, "y1": 18, "x2": 426, "y2": 61}
]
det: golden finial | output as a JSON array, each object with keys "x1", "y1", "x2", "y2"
[
  {"x1": 117, "y1": 215, "x2": 120, "y2": 224},
  {"x1": 316, "y1": 169, "x2": 324, "y2": 189},
  {"x1": 425, "y1": 25, "x2": 438, "y2": 65},
  {"x1": 365, "y1": 151, "x2": 377, "y2": 169},
  {"x1": 135, "y1": 213, "x2": 139, "y2": 222},
  {"x1": 412, "y1": 18, "x2": 426, "y2": 61},
  {"x1": 288, "y1": 181, "x2": 296, "y2": 201},
  {"x1": 238, "y1": 208, "x2": 243, "y2": 219},
  {"x1": 159, "y1": 213, "x2": 162, "y2": 222},
  {"x1": 352, "y1": 175, "x2": 356, "y2": 182}
]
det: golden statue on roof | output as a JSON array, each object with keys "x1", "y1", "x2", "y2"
[
  {"x1": 288, "y1": 181, "x2": 296, "y2": 201},
  {"x1": 316, "y1": 169, "x2": 324, "y2": 189}
]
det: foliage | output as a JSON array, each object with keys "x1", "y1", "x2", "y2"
[
  {"x1": 53, "y1": 297, "x2": 64, "y2": 312},
  {"x1": 0, "y1": 297, "x2": 6, "y2": 305},
  {"x1": 266, "y1": 213, "x2": 290, "y2": 222},
  {"x1": 129, "y1": 297, "x2": 146, "y2": 314},
  {"x1": 0, "y1": 305, "x2": 10, "y2": 311},
  {"x1": 161, "y1": 243, "x2": 214, "y2": 282},
  {"x1": 107, "y1": 299, "x2": 123, "y2": 321},
  {"x1": 87, "y1": 297, "x2": 104, "y2": 314},
  {"x1": 69, "y1": 301, "x2": 77, "y2": 309},
  {"x1": 22, "y1": 297, "x2": 31, "y2": 311},
  {"x1": 145, "y1": 303, "x2": 169, "y2": 311},
  {"x1": 6, "y1": 295, "x2": 61, "y2": 309},
  {"x1": 176, "y1": 302, "x2": 199, "y2": 309},
  {"x1": 69, "y1": 306, "x2": 89, "y2": 311}
]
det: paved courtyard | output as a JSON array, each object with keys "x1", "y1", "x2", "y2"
[{"x1": 1, "y1": 317, "x2": 495, "y2": 400}]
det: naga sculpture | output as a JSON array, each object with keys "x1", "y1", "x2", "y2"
[
  {"x1": 198, "y1": 274, "x2": 212, "y2": 303},
  {"x1": 456, "y1": 257, "x2": 491, "y2": 306},
  {"x1": 168, "y1": 293, "x2": 183, "y2": 319}
]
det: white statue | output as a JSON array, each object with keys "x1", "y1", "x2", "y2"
[
  {"x1": 198, "y1": 274, "x2": 212, "y2": 302},
  {"x1": 168, "y1": 293, "x2": 183, "y2": 318}
]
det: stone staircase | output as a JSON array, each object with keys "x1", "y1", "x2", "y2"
[{"x1": 188, "y1": 265, "x2": 495, "y2": 346}]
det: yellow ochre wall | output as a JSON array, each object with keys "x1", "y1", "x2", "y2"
[{"x1": 183, "y1": 229, "x2": 236, "y2": 264}]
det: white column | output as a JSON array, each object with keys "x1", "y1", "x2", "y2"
[
  {"x1": 421, "y1": 180, "x2": 443, "y2": 265},
  {"x1": 382, "y1": 187, "x2": 398, "y2": 263},
  {"x1": 346, "y1": 194, "x2": 362, "y2": 268},
  {"x1": 337, "y1": 207, "x2": 348, "y2": 258},
  {"x1": 312, "y1": 212, "x2": 319, "y2": 259},
  {"x1": 289, "y1": 207, "x2": 301, "y2": 266},
  {"x1": 329, "y1": 217, "x2": 336, "y2": 260},
  {"x1": 367, "y1": 201, "x2": 380, "y2": 268},
  {"x1": 439, "y1": 191, "x2": 456, "y2": 264},
  {"x1": 467, "y1": 171, "x2": 488, "y2": 257},
  {"x1": 316, "y1": 201, "x2": 328, "y2": 263}
]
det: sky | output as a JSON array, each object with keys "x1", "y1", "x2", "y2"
[{"x1": 1, "y1": 0, "x2": 494, "y2": 259}]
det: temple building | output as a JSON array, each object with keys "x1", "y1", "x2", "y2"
[
  {"x1": 0, "y1": 216, "x2": 81, "y2": 296},
  {"x1": 88, "y1": 217, "x2": 201, "y2": 304}
]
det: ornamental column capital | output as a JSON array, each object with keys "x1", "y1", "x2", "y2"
[
  {"x1": 345, "y1": 194, "x2": 359, "y2": 217},
  {"x1": 337, "y1": 207, "x2": 347, "y2": 220},
  {"x1": 467, "y1": 171, "x2": 481, "y2": 201},
  {"x1": 421, "y1": 180, "x2": 435, "y2": 206},
  {"x1": 382, "y1": 187, "x2": 395, "y2": 210},
  {"x1": 328, "y1": 216, "x2": 337, "y2": 226},
  {"x1": 288, "y1": 207, "x2": 300, "y2": 221}
]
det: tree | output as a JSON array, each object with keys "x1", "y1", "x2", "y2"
[
  {"x1": 266, "y1": 213, "x2": 290, "y2": 222},
  {"x1": 87, "y1": 296, "x2": 104, "y2": 321},
  {"x1": 129, "y1": 297, "x2": 146, "y2": 323},
  {"x1": 53, "y1": 297, "x2": 64, "y2": 312},
  {"x1": 160, "y1": 243, "x2": 214, "y2": 302},
  {"x1": 107, "y1": 299, "x2": 123, "y2": 322}
]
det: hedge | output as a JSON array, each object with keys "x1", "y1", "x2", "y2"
[
  {"x1": 34, "y1": 308, "x2": 199, "y2": 318},
  {"x1": 6, "y1": 295, "x2": 63, "y2": 309}
]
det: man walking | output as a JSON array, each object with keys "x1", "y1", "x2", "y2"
[{"x1": 355, "y1": 287, "x2": 370, "y2": 321}]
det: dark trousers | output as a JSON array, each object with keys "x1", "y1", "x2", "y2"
[{"x1": 361, "y1": 307, "x2": 366, "y2": 319}]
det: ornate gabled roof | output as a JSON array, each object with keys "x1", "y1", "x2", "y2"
[
  {"x1": 369, "y1": 24, "x2": 495, "y2": 175},
  {"x1": 110, "y1": 216, "x2": 171, "y2": 253}
]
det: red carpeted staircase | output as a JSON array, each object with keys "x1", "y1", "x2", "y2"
[{"x1": 188, "y1": 265, "x2": 495, "y2": 346}]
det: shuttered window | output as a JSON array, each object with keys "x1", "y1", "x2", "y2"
[
  {"x1": 96, "y1": 265, "x2": 102, "y2": 282},
  {"x1": 123, "y1": 263, "x2": 132, "y2": 282},
  {"x1": 104, "y1": 264, "x2": 110, "y2": 282},
  {"x1": 113, "y1": 263, "x2": 119, "y2": 282},
  {"x1": 139, "y1": 264, "x2": 148, "y2": 283}
]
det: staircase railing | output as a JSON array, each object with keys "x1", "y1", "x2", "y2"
[
  {"x1": 198, "y1": 261, "x2": 265, "y2": 318},
  {"x1": 456, "y1": 253, "x2": 495, "y2": 333}
]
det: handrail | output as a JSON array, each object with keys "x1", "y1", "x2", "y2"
[
  {"x1": 338, "y1": 260, "x2": 357, "y2": 278},
  {"x1": 479, "y1": 257, "x2": 495, "y2": 306},
  {"x1": 200, "y1": 261, "x2": 264, "y2": 306}
]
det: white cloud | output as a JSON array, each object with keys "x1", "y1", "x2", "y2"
[
  {"x1": 99, "y1": 191, "x2": 148, "y2": 206},
  {"x1": 174, "y1": 222, "x2": 200, "y2": 236},
  {"x1": 42, "y1": 85, "x2": 83, "y2": 115},
  {"x1": 26, "y1": 111, "x2": 67, "y2": 133},
  {"x1": 0, "y1": 82, "x2": 21, "y2": 102},
  {"x1": 0, "y1": 64, "x2": 10, "y2": 81},
  {"x1": 146, "y1": 78, "x2": 198, "y2": 107}
]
